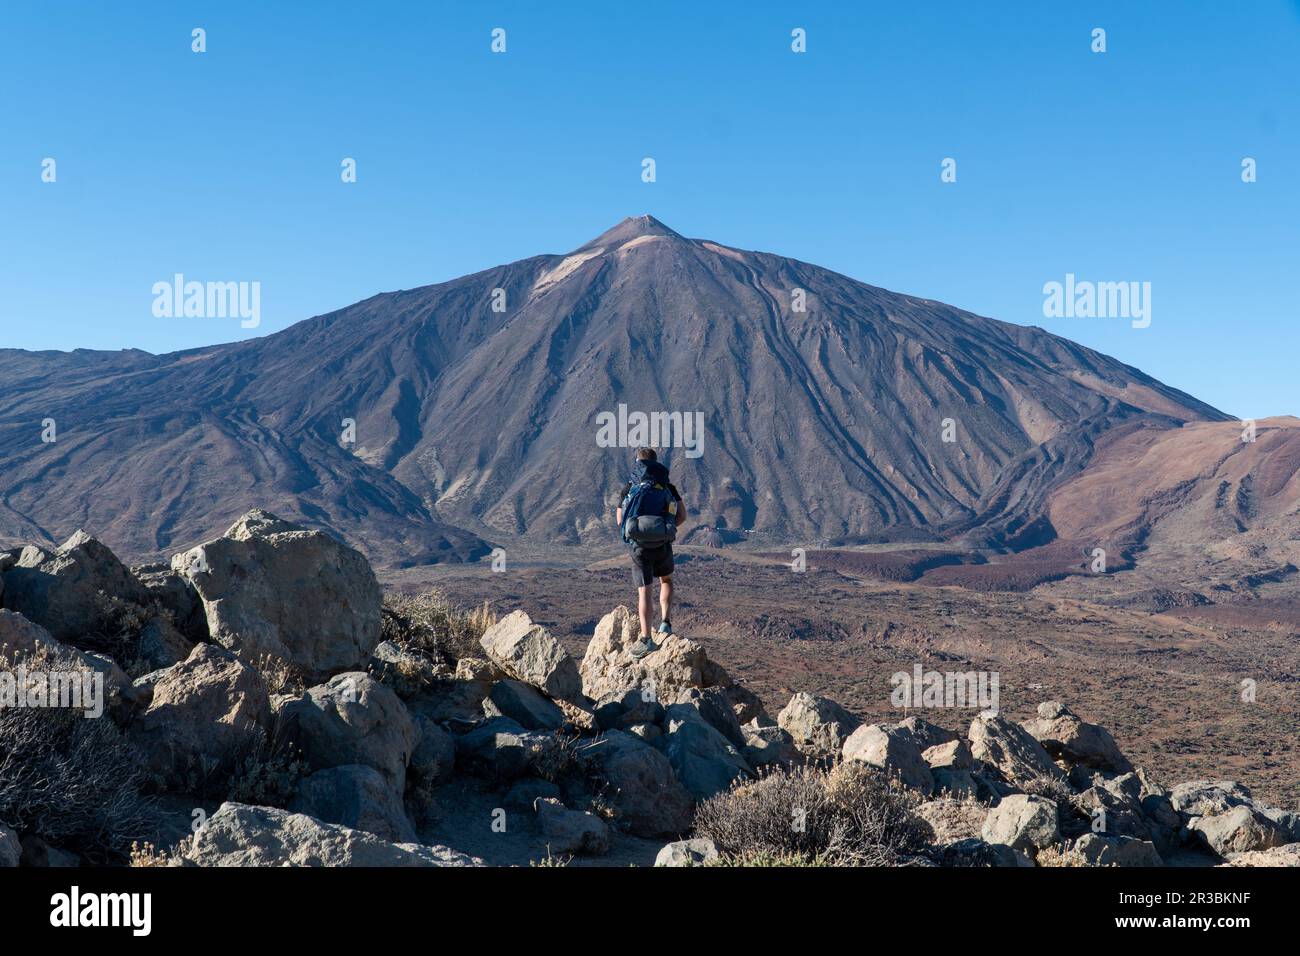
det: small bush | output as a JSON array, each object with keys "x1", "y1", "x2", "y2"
[
  {"x1": 1037, "y1": 843, "x2": 1098, "y2": 867},
  {"x1": 692, "y1": 761, "x2": 928, "y2": 866},
  {"x1": 381, "y1": 589, "x2": 495, "y2": 669},
  {"x1": 0, "y1": 648, "x2": 157, "y2": 861},
  {"x1": 224, "y1": 719, "x2": 307, "y2": 809}
]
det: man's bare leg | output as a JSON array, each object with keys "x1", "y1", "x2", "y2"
[
  {"x1": 637, "y1": 584, "x2": 653, "y2": 637},
  {"x1": 659, "y1": 574, "x2": 673, "y2": 631}
]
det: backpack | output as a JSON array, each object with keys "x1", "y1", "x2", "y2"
[{"x1": 621, "y1": 460, "x2": 677, "y2": 548}]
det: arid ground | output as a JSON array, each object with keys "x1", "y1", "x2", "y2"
[{"x1": 388, "y1": 546, "x2": 1300, "y2": 810}]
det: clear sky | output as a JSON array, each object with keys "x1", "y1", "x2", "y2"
[{"x1": 2, "y1": 1, "x2": 1296, "y2": 418}]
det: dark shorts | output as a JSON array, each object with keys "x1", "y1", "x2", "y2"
[{"x1": 630, "y1": 544, "x2": 674, "y2": 588}]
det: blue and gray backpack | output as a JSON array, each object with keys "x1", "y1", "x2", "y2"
[{"x1": 621, "y1": 459, "x2": 677, "y2": 548}]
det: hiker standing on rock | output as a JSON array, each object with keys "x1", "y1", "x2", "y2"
[{"x1": 616, "y1": 447, "x2": 686, "y2": 660}]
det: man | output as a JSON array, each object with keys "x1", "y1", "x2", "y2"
[{"x1": 615, "y1": 447, "x2": 686, "y2": 659}]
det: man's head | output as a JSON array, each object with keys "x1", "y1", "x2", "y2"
[{"x1": 636, "y1": 447, "x2": 657, "y2": 462}]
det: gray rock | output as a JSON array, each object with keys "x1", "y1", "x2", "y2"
[
  {"x1": 915, "y1": 798, "x2": 988, "y2": 844},
  {"x1": 893, "y1": 716, "x2": 958, "y2": 752},
  {"x1": 1, "y1": 530, "x2": 146, "y2": 643},
  {"x1": 535, "y1": 798, "x2": 610, "y2": 856},
  {"x1": 126, "y1": 643, "x2": 271, "y2": 790},
  {"x1": 981, "y1": 794, "x2": 1060, "y2": 854},
  {"x1": 577, "y1": 730, "x2": 693, "y2": 837},
  {"x1": 134, "y1": 563, "x2": 209, "y2": 641},
  {"x1": 673, "y1": 686, "x2": 746, "y2": 749},
  {"x1": 658, "y1": 705, "x2": 752, "y2": 801},
  {"x1": 741, "y1": 722, "x2": 800, "y2": 770},
  {"x1": 504, "y1": 778, "x2": 561, "y2": 810},
  {"x1": 171, "y1": 509, "x2": 382, "y2": 681},
  {"x1": 408, "y1": 716, "x2": 456, "y2": 792},
  {"x1": 594, "y1": 687, "x2": 665, "y2": 731},
  {"x1": 579, "y1": 606, "x2": 727, "y2": 706},
  {"x1": 281, "y1": 672, "x2": 415, "y2": 792},
  {"x1": 628, "y1": 722, "x2": 661, "y2": 742},
  {"x1": 1189, "y1": 805, "x2": 1287, "y2": 857},
  {"x1": 290, "y1": 765, "x2": 416, "y2": 843},
  {"x1": 777, "y1": 692, "x2": 860, "y2": 754},
  {"x1": 968, "y1": 714, "x2": 1066, "y2": 788},
  {"x1": 1073, "y1": 832, "x2": 1164, "y2": 867},
  {"x1": 488, "y1": 679, "x2": 566, "y2": 731},
  {"x1": 1022, "y1": 701, "x2": 1132, "y2": 773},
  {"x1": 453, "y1": 718, "x2": 560, "y2": 783},
  {"x1": 408, "y1": 659, "x2": 495, "y2": 723},
  {"x1": 932, "y1": 768, "x2": 981, "y2": 799},
  {"x1": 136, "y1": 617, "x2": 194, "y2": 672},
  {"x1": 181, "y1": 802, "x2": 482, "y2": 866},
  {"x1": 1169, "y1": 780, "x2": 1254, "y2": 819},
  {"x1": 923, "y1": 738, "x2": 973, "y2": 770},
  {"x1": 932, "y1": 838, "x2": 1033, "y2": 868},
  {"x1": 479, "y1": 611, "x2": 582, "y2": 702},
  {"x1": 842, "y1": 724, "x2": 934, "y2": 794},
  {"x1": 655, "y1": 838, "x2": 719, "y2": 867},
  {"x1": 1223, "y1": 844, "x2": 1300, "y2": 867}
]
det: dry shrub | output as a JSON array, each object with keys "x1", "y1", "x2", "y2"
[
  {"x1": 381, "y1": 589, "x2": 496, "y2": 669},
  {"x1": 0, "y1": 647, "x2": 156, "y2": 861},
  {"x1": 692, "y1": 761, "x2": 928, "y2": 866},
  {"x1": 224, "y1": 718, "x2": 307, "y2": 808},
  {"x1": 255, "y1": 653, "x2": 307, "y2": 697},
  {"x1": 1037, "y1": 843, "x2": 1098, "y2": 867}
]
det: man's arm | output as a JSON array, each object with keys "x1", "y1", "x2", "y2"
[
  {"x1": 615, "y1": 482, "x2": 630, "y2": 525},
  {"x1": 671, "y1": 485, "x2": 687, "y2": 526}
]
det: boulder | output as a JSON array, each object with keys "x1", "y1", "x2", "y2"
[
  {"x1": 0, "y1": 609, "x2": 136, "y2": 713},
  {"x1": 1259, "y1": 806, "x2": 1300, "y2": 843},
  {"x1": 408, "y1": 716, "x2": 456, "y2": 793},
  {"x1": 777, "y1": 692, "x2": 860, "y2": 753},
  {"x1": 923, "y1": 739, "x2": 973, "y2": 771},
  {"x1": 289, "y1": 765, "x2": 417, "y2": 843},
  {"x1": 135, "y1": 617, "x2": 194, "y2": 672},
  {"x1": 594, "y1": 687, "x2": 665, "y2": 731},
  {"x1": 932, "y1": 768, "x2": 981, "y2": 799},
  {"x1": 1188, "y1": 805, "x2": 1287, "y2": 857},
  {"x1": 181, "y1": 802, "x2": 481, "y2": 866},
  {"x1": 915, "y1": 798, "x2": 988, "y2": 844},
  {"x1": 171, "y1": 509, "x2": 382, "y2": 681},
  {"x1": 280, "y1": 672, "x2": 415, "y2": 793},
  {"x1": 1169, "y1": 780, "x2": 1254, "y2": 819},
  {"x1": 0, "y1": 825, "x2": 19, "y2": 868},
  {"x1": 658, "y1": 704, "x2": 752, "y2": 801},
  {"x1": 133, "y1": 563, "x2": 208, "y2": 641},
  {"x1": 1074, "y1": 784, "x2": 1152, "y2": 842},
  {"x1": 931, "y1": 838, "x2": 1033, "y2": 868},
  {"x1": 453, "y1": 718, "x2": 560, "y2": 783},
  {"x1": 741, "y1": 722, "x2": 800, "y2": 770},
  {"x1": 672, "y1": 687, "x2": 746, "y2": 749},
  {"x1": 577, "y1": 730, "x2": 693, "y2": 837},
  {"x1": 1022, "y1": 701, "x2": 1132, "y2": 773},
  {"x1": 579, "y1": 606, "x2": 705, "y2": 704},
  {"x1": 968, "y1": 714, "x2": 1065, "y2": 788},
  {"x1": 487, "y1": 679, "x2": 566, "y2": 731},
  {"x1": 655, "y1": 838, "x2": 719, "y2": 867},
  {"x1": 1073, "y1": 832, "x2": 1164, "y2": 867},
  {"x1": 842, "y1": 724, "x2": 934, "y2": 794},
  {"x1": 1, "y1": 530, "x2": 146, "y2": 643},
  {"x1": 981, "y1": 794, "x2": 1059, "y2": 854},
  {"x1": 893, "y1": 716, "x2": 958, "y2": 752},
  {"x1": 126, "y1": 644, "x2": 271, "y2": 790},
  {"x1": 534, "y1": 798, "x2": 610, "y2": 856},
  {"x1": 479, "y1": 611, "x2": 582, "y2": 702},
  {"x1": 407, "y1": 658, "x2": 495, "y2": 723}
]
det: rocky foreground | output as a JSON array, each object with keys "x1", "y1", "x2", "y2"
[{"x1": 0, "y1": 510, "x2": 1296, "y2": 868}]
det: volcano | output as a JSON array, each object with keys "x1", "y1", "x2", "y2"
[{"x1": 0, "y1": 215, "x2": 1233, "y2": 565}]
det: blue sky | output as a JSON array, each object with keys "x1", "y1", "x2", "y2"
[{"x1": 1, "y1": 1, "x2": 1296, "y2": 417}]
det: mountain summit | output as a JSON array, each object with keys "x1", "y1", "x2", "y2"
[{"x1": 0, "y1": 218, "x2": 1229, "y2": 564}]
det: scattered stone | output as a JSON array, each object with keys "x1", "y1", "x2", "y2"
[
  {"x1": 577, "y1": 730, "x2": 693, "y2": 837},
  {"x1": 181, "y1": 802, "x2": 482, "y2": 866},
  {"x1": 842, "y1": 724, "x2": 934, "y2": 794},
  {"x1": 171, "y1": 509, "x2": 382, "y2": 681},
  {"x1": 136, "y1": 617, "x2": 194, "y2": 672},
  {"x1": 658, "y1": 705, "x2": 752, "y2": 801},
  {"x1": 479, "y1": 610, "x2": 582, "y2": 702},
  {"x1": 923, "y1": 738, "x2": 973, "y2": 770},
  {"x1": 453, "y1": 718, "x2": 560, "y2": 783},
  {"x1": 915, "y1": 798, "x2": 988, "y2": 844},
  {"x1": 487, "y1": 679, "x2": 566, "y2": 731},
  {"x1": 126, "y1": 643, "x2": 271, "y2": 790},
  {"x1": 655, "y1": 838, "x2": 719, "y2": 867},
  {"x1": 280, "y1": 672, "x2": 415, "y2": 792},
  {"x1": 981, "y1": 794, "x2": 1059, "y2": 854},
  {"x1": 968, "y1": 714, "x2": 1065, "y2": 788},
  {"x1": 741, "y1": 723, "x2": 800, "y2": 770},
  {"x1": 535, "y1": 798, "x2": 610, "y2": 855},
  {"x1": 1169, "y1": 780, "x2": 1254, "y2": 819},
  {"x1": 1023, "y1": 701, "x2": 1132, "y2": 773},
  {"x1": 1188, "y1": 805, "x2": 1287, "y2": 857},
  {"x1": 290, "y1": 764, "x2": 416, "y2": 843},
  {"x1": 777, "y1": 692, "x2": 860, "y2": 753}
]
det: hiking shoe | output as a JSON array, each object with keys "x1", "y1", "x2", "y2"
[
  {"x1": 656, "y1": 620, "x2": 673, "y2": 636},
  {"x1": 628, "y1": 637, "x2": 657, "y2": 660}
]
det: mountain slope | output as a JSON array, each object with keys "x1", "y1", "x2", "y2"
[{"x1": 0, "y1": 216, "x2": 1230, "y2": 564}]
